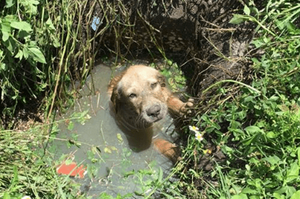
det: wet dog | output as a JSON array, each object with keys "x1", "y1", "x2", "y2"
[{"x1": 108, "y1": 65, "x2": 192, "y2": 160}]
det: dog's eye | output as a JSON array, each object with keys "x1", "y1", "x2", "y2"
[
  {"x1": 128, "y1": 93, "x2": 137, "y2": 99},
  {"x1": 151, "y1": 82, "x2": 158, "y2": 89}
]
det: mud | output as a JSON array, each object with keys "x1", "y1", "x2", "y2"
[{"x1": 90, "y1": 0, "x2": 253, "y2": 93}]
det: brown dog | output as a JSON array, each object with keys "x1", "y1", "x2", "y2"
[
  {"x1": 108, "y1": 65, "x2": 192, "y2": 159},
  {"x1": 108, "y1": 65, "x2": 192, "y2": 129}
]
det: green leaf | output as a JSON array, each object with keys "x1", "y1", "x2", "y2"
[
  {"x1": 273, "y1": 192, "x2": 285, "y2": 199},
  {"x1": 104, "y1": 147, "x2": 112, "y2": 154},
  {"x1": 0, "y1": 63, "x2": 6, "y2": 71},
  {"x1": 2, "y1": 31, "x2": 9, "y2": 42},
  {"x1": 20, "y1": 0, "x2": 39, "y2": 15},
  {"x1": 297, "y1": 147, "x2": 300, "y2": 166},
  {"x1": 65, "y1": 159, "x2": 73, "y2": 165},
  {"x1": 67, "y1": 121, "x2": 74, "y2": 130},
  {"x1": 52, "y1": 36, "x2": 61, "y2": 48},
  {"x1": 117, "y1": 133, "x2": 123, "y2": 142},
  {"x1": 4, "y1": 37, "x2": 16, "y2": 53},
  {"x1": 3, "y1": 192, "x2": 11, "y2": 199},
  {"x1": 45, "y1": 18, "x2": 56, "y2": 31},
  {"x1": 1, "y1": 19, "x2": 11, "y2": 42},
  {"x1": 242, "y1": 187, "x2": 258, "y2": 194},
  {"x1": 14, "y1": 49, "x2": 23, "y2": 60},
  {"x1": 23, "y1": 47, "x2": 29, "y2": 59},
  {"x1": 286, "y1": 161, "x2": 299, "y2": 183},
  {"x1": 28, "y1": 47, "x2": 46, "y2": 64},
  {"x1": 291, "y1": 190, "x2": 300, "y2": 199},
  {"x1": 166, "y1": 59, "x2": 173, "y2": 66},
  {"x1": 275, "y1": 186, "x2": 296, "y2": 198},
  {"x1": 266, "y1": 131, "x2": 277, "y2": 138},
  {"x1": 230, "y1": 14, "x2": 247, "y2": 24},
  {"x1": 251, "y1": 39, "x2": 265, "y2": 48},
  {"x1": 244, "y1": 5, "x2": 251, "y2": 15},
  {"x1": 245, "y1": 126, "x2": 263, "y2": 135},
  {"x1": 5, "y1": 0, "x2": 14, "y2": 8},
  {"x1": 232, "y1": 194, "x2": 248, "y2": 199},
  {"x1": 10, "y1": 21, "x2": 32, "y2": 32},
  {"x1": 98, "y1": 192, "x2": 113, "y2": 199},
  {"x1": 263, "y1": 155, "x2": 280, "y2": 166},
  {"x1": 12, "y1": 166, "x2": 19, "y2": 185},
  {"x1": 158, "y1": 167, "x2": 163, "y2": 183}
]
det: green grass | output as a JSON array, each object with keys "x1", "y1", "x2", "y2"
[
  {"x1": 0, "y1": 125, "x2": 82, "y2": 198},
  {"x1": 0, "y1": 110, "x2": 98, "y2": 198},
  {"x1": 168, "y1": 0, "x2": 300, "y2": 198},
  {"x1": 0, "y1": 0, "x2": 91, "y2": 197},
  {"x1": 0, "y1": 0, "x2": 95, "y2": 119}
]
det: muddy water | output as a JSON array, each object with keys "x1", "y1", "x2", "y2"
[{"x1": 53, "y1": 64, "x2": 178, "y2": 197}]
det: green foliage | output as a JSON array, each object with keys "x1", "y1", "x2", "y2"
[
  {"x1": 160, "y1": 60, "x2": 187, "y2": 92},
  {"x1": 169, "y1": 0, "x2": 300, "y2": 198},
  {"x1": 0, "y1": 110, "x2": 97, "y2": 198},
  {"x1": 0, "y1": 125, "x2": 84, "y2": 198},
  {"x1": 198, "y1": 89, "x2": 300, "y2": 198},
  {"x1": 122, "y1": 161, "x2": 182, "y2": 198},
  {"x1": 0, "y1": 0, "x2": 94, "y2": 118},
  {"x1": 0, "y1": 0, "x2": 54, "y2": 114},
  {"x1": 98, "y1": 192, "x2": 132, "y2": 199}
]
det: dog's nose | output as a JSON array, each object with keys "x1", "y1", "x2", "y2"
[{"x1": 147, "y1": 105, "x2": 161, "y2": 118}]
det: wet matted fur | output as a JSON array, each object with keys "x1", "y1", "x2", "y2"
[{"x1": 108, "y1": 65, "x2": 192, "y2": 131}]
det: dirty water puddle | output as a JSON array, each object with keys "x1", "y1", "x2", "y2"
[{"x1": 51, "y1": 64, "x2": 180, "y2": 197}]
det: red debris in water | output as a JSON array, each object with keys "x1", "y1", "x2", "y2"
[{"x1": 56, "y1": 162, "x2": 86, "y2": 179}]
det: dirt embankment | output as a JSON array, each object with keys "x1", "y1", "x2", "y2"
[{"x1": 90, "y1": 0, "x2": 254, "y2": 95}]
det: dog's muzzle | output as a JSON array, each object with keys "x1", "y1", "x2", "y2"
[{"x1": 143, "y1": 103, "x2": 167, "y2": 124}]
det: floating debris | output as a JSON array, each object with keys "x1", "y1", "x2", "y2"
[{"x1": 57, "y1": 161, "x2": 87, "y2": 179}]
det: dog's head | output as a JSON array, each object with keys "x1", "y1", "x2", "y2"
[{"x1": 110, "y1": 65, "x2": 168, "y2": 129}]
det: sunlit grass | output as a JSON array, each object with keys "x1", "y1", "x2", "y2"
[{"x1": 169, "y1": 1, "x2": 300, "y2": 198}]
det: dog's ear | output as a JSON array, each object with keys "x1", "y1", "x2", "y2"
[
  {"x1": 111, "y1": 85, "x2": 120, "y2": 113},
  {"x1": 157, "y1": 74, "x2": 166, "y2": 87},
  {"x1": 108, "y1": 72, "x2": 124, "y2": 94},
  {"x1": 109, "y1": 72, "x2": 125, "y2": 113}
]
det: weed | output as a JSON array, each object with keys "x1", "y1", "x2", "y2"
[
  {"x1": 0, "y1": 127, "x2": 84, "y2": 198},
  {"x1": 169, "y1": 0, "x2": 300, "y2": 198},
  {"x1": 0, "y1": 0, "x2": 97, "y2": 119},
  {"x1": 160, "y1": 60, "x2": 187, "y2": 93}
]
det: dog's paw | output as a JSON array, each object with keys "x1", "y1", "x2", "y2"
[
  {"x1": 153, "y1": 138, "x2": 181, "y2": 163},
  {"x1": 180, "y1": 98, "x2": 194, "y2": 114},
  {"x1": 186, "y1": 98, "x2": 194, "y2": 107}
]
